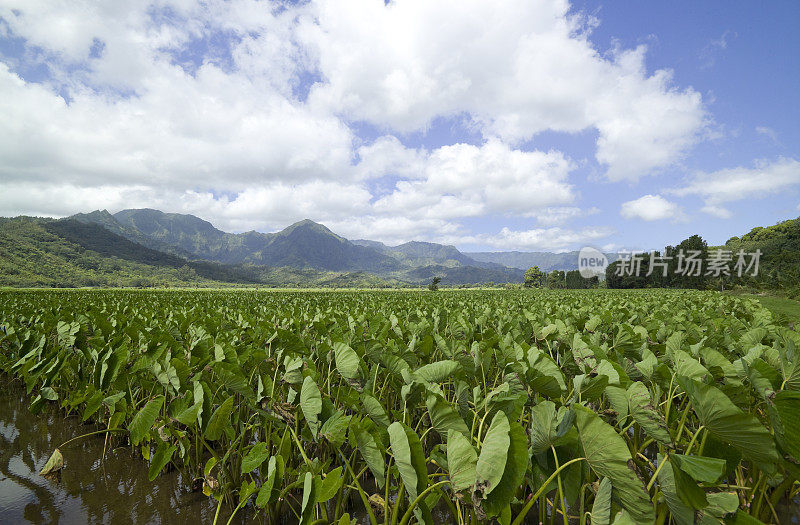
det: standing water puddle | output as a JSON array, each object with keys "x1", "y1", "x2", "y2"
[{"x1": 0, "y1": 380, "x2": 252, "y2": 524}]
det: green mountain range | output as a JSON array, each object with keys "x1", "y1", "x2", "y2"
[
  {"x1": 1, "y1": 209, "x2": 524, "y2": 287},
  {"x1": 4, "y1": 208, "x2": 794, "y2": 290},
  {"x1": 466, "y1": 250, "x2": 621, "y2": 271}
]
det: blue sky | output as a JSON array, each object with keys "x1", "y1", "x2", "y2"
[{"x1": 0, "y1": 1, "x2": 797, "y2": 253}]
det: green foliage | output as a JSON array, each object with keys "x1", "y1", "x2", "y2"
[
  {"x1": 1, "y1": 288, "x2": 797, "y2": 524},
  {"x1": 523, "y1": 265, "x2": 544, "y2": 288},
  {"x1": 1, "y1": 214, "x2": 523, "y2": 288}
]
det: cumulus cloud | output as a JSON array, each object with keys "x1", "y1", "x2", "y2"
[
  {"x1": 0, "y1": 62, "x2": 355, "y2": 190},
  {"x1": 302, "y1": 0, "x2": 705, "y2": 180},
  {"x1": 370, "y1": 139, "x2": 575, "y2": 220},
  {"x1": 670, "y1": 157, "x2": 800, "y2": 218},
  {"x1": 620, "y1": 194, "x2": 682, "y2": 221},
  {"x1": 0, "y1": 0, "x2": 715, "y2": 249},
  {"x1": 0, "y1": 181, "x2": 371, "y2": 232}
]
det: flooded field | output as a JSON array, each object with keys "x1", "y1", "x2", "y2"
[
  {"x1": 2, "y1": 290, "x2": 800, "y2": 525},
  {"x1": 0, "y1": 380, "x2": 250, "y2": 524}
]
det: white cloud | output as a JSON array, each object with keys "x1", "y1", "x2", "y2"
[
  {"x1": 0, "y1": 62, "x2": 356, "y2": 190},
  {"x1": 302, "y1": 0, "x2": 705, "y2": 180},
  {"x1": 476, "y1": 226, "x2": 614, "y2": 252},
  {"x1": 0, "y1": 0, "x2": 713, "y2": 250},
  {"x1": 326, "y1": 216, "x2": 463, "y2": 247},
  {"x1": 699, "y1": 30, "x2": 736, "y2": 69},
  {"x1": 670, "y1": 157, "x2": 800, "y2": 218},
  {"x1": 529, "y1": 206, "x2": 600, "y2": 225},
  {"x1": 755, "y1": 126, "x2": 779, "y2": 144},
  {"x1": 0, "y1": 180, "x2": 371, "y2": 233},
  {"x1": 620, "y1": 194, "x2": 682, "y2": 221},
  {"x1": 370, "y1": 139, "x2": 575, "y2": 220}
]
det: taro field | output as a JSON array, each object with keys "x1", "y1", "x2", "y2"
[{"x1": 0, "y1": 289, "x2": 799, "y2": 524}]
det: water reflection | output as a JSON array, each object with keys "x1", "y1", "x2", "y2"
[{"x1": 0, "y1": 381, "x2": 251, "y2": 524}]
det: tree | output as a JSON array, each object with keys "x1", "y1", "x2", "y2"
[
  {"x1": 668, "y1": 235, "x2": 709, "y2": 290},
  {"x1": 524, "y1": 266, "x2": 544, "y2": 288},
  {"x1": 428, "y1": 276, "x2": 441, "y2": 291},
  {"x1": 546, "y1": 270, "x2": 566, "y2": 289},
  {"x1": 565, "y1": 269, "x2": 593, "y2": 289}
]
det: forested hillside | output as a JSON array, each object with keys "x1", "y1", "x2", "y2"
[
  {"x1": 605, "y1": 216, "x2": 800, "y2": 298},
  {"x1": 0, "y1": 217, "x2": 226, "y2": 287},
  {"x1": 724, "y1": 216, "x2": 800, "y2": 294}
]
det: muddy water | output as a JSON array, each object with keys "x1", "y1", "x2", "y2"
[{"x1": 0, "y1": 381, "x2": 252, "y2": 525}]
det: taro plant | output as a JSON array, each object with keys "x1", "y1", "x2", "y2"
[{"x1": 0, "y1": 288, "x2": 798, "y2": 524}]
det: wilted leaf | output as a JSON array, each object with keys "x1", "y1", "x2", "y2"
[{"x1": 39, "y1": 448, "x2": 63, "y2": 476}]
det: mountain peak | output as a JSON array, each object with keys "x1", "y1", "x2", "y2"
[
  {"x1": 278, "y1": 219, "x2": 342, "y2": 239},
  {"x1": 113, "y1": 208, "x2": 221, "y2": 237}
]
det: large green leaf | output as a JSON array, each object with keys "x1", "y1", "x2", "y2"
[
  {"x1": 315, "y1": 466, "x2": 343, "y2": 503},
  {"x1": 773, "y1": 390, "x2": 800, "y2": 460},
  {"x1": 670, "y1": 454, "x2": 725, "y2": 483},
  {"x1": 446, "y1": 429, "x2": 477, "y2": 492},
  {"x1": 204, "y1": 396, "x2": 234, "y2": 441},
  {"x1": 354, "y1": 424, "x2": 385, "y2": 489},
  {"x1": 481, "y1": 419, "x2": 528, "y2": 517},
  {"x1": 334, "y1": 342, "x2": 361, "y2": 380},
  {"x1": 426, "y1": 393, "x2": 470, "y2": 438},
  {"x1": 128, "y1": 396, "x2": 165, "y2": 446},
  {"x1": 320, "y1": 410, "x2": 351, "y2": 448},
  {"x1": 670, "y1": 455, "x2": 710, "y2": 510},
  {"x1": 301, "y1": 376, "x2": 322, "y2": 437},
  {"x1": 212, "y1": 361, "x2": 253, "y2": 399},
  {"x1": 361, "y1": 393, "x2": 391, "y2": 428},
  {"x1": 300, "y1": 471, "x2": 317, "y2": 525},
  {"x1": 673, "y1": 350, "x2": 710, "y2": 381},
  {"x1": 656, "y1": 453, "x2": 694, "y2": 525},
  {"x1": 627, "y1": 382, "x2": 672, "y2": 446},
  {"x1": 574, "y1": 404, "x2": 654, "y2": 523},
  {"x1": 241, "y1": 442, "x2": 269, "y2": 474},
  {"x1": 527, "y1": 347, "x2": 566, "y2": 398},
  {"x1": 82, "y1": 390, "x2": 104, "y2": 421},
  {"x1": 148, "y1": 441, "x2": 177, "y2": 481},
  {"x1": 530, "y1": 400, "x2": 572, "y2": 453},
  {"x1": 175, "y1": 400, "x2": 202, "y2": 427},
  {"x1": 413, "y1": 359, "x2": 459, "y2": 383},
  {"x1": 255, "y1": 455, "x2": 284, "y2": 508},
  {"x1": 474, "y1": 411, "x2": 510, "y2": 501},
  {"x1": 679, "y1": 377, "x2": 780, "y2": 465},
  {"x1": 388, "y1": 421, "x2": 428, "y2": 500},
  {"x1": 590, "y1": 477, "x2": 612, "y2": 525}
]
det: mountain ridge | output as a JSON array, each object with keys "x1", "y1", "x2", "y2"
[{"x1": 65, "y1": 209, "x2": 523, "y2": 284}]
